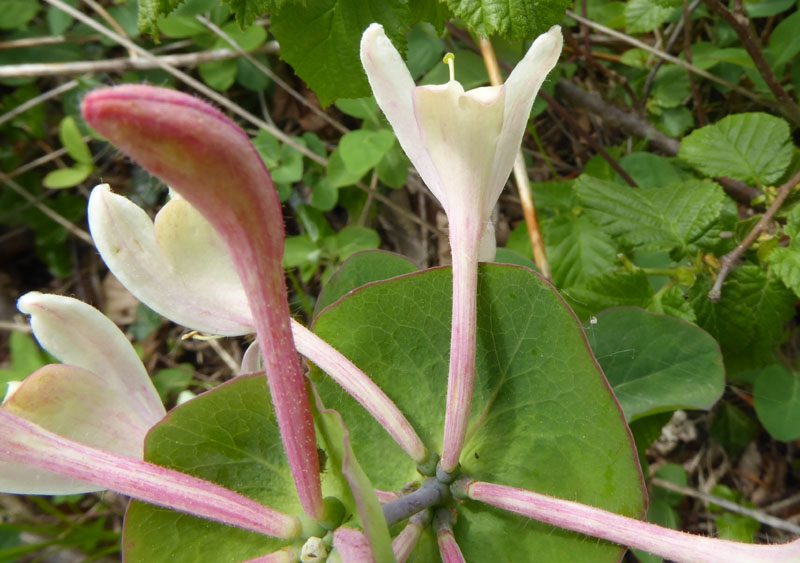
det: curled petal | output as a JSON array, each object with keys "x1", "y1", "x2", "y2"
[
  {"x1": 16, "y1": 292, "x2": 164, "y2": 424},
  {"x1": 89, "y1": 184, "x2": 253, "y2": 336}
]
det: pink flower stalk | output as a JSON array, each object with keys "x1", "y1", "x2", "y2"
[
  {"x1": 453, "y1": 478, "x2": 800, "y2": 563},
  {"x1": 0, "y1": 409, "x2": 300, "y2": 539},
  {"x1": 82, "y1": 86, "x2": 324, "y2": 519},
  {"x1": 434, "y1": 508, "x2": 465, "y2": 563},
  {"x1": 391, "y1": 509, "x2": 430, "y2": 562},
  {"x1": 361, "y1": 25, "x2": 562, "y2": 473}
]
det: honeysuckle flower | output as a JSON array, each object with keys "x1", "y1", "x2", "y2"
[
  {"x1": 360, "y1": 23, "x2": 562, "y2": 257},
  {"x1": 1, "y1": 292, "x2": 165, "y2": 494},
  {"x1": 82, "y1": 84, "x2": 325, "y2": 520},
  {"x1": 360, "y1": 24, "x2": 562, "y2": 474},
  {"x1": 89, "y1": 184, "x2": 428, "y2": 464}
]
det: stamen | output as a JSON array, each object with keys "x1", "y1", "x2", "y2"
[{"x1": 443, "y1": 52, "x2": 455, "y2": 82}]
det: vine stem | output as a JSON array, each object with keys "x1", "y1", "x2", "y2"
[
  {"x1": 708, "y1": 170, "x2": 800, "y2": 301},
  {"x1": 454, "y1": 478, "x2": 800, "y2": 563}
]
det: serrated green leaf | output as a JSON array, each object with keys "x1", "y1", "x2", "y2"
[
  {"x1": 42, "y1": 163, "x2": 93, "y2": 189},
  {"x1": 311, "y1": 265, "x2": 645, "y2": 561},
  {"x1": 617, "y1": 152, "x2": 689, "y2": 189},
  {"x1": 624, "y1": 0, "x2": 674, "y2": 34},
  {"x1": 691, "y1": 266, "x2": 795, "y2": 374},
  {"x1": 678, "y1": 113, "x2": 793, "y2": 186},
  {"x1": 315, "y1": 250, "x2": 419, "y2": 316},
  {"x1": 271, "y1": 0, "x2": 410, "y2": 106},
  {"x1": 564, "y1": 270, "x2": 654, "y2": 321},
  {"x1": 587, "y1": 307, "x2": 724, "y2": 421},
  {"x1": 576, "y1": 176, "x2": 726, "y2": 254},
  {"x1": 543, "y1": 215, "x2": 618, "y2": 287},
  {"x1": 769, "y1": 247, "x2": 800, "y2": 299},
  {"x1": 754, "y1": 364, "x2": 800, "y2": 441},
  {"x1": 409, "y1": 0, "x2": 453, "y2": 33},
  {"x1": 445, "y1": 0, "x2": 571, "y2": 40},
  {"x1": 648, "y1": 285, "x2": 696, "y2": 322}
]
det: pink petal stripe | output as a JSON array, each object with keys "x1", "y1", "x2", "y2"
[
  {"x1": 0, "y1": 410, "x2": 300, "y2": 539},
  {"x1": 82, "y1": 86, "x2": 323, "y2": 520},
  {"x1": 392, "y1": 509, "x2": 429, "y2": 563},
  {"x1": 459, "y1": 479, "x2": 800, "y2": 563}
]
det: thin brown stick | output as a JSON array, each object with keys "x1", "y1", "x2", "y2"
[
  {"x1": 0, "y1": 80, "x2": 79, "y2": 126},
  {"x1": 708, "y1": 170, "x2": 800, "y2": 302},
  {"x1": 567, "y1": 10, "x2": 768, "y2": 106},
  {"x1": 0, "y1": 172, "x2": 93, "y2": 245},
  {"x1": 0, "y1": 34, "x2": 102, "y2": 50},
  {"x1": 196, "y1": 16, "x2": 348, "y2": 135},
  {"x1": 540, "y1": 90, "x2": 639, "y2": 188},
  {"x1": 703, "y1": 0, "x2": 800, "y2": 126},
  {"x1": 478, "y1": 37, "x2": 552, "y2": 278},
  {"x1": 683, "y1": 0, "x2": 706, "y2": 126},
  {"x1": 0, "y1": 46, "x2": 278, "y2": 79},
  {"x1": 651, "y1": 478, "x2": 800, "y2": 535}
]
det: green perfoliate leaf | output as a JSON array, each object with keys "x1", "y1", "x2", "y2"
[
  {"x1": 678, "y1": 113, "x2": 793, "y2": 186},
  {"x1": 691, "y1": 266, "x2": 795, "y2": 374},
  {"x1": 315, "y1": 250, "x2": 419, "y2": 316},
  {"x1": 311, "y1": 265, "x2": 645, "y2": 562},
  {"x1": 753, "y1": 364, "x2": 800, "y2": 441},
  {"x1": 576, "y1": 176, "x2": 726, "y2": 254},
  {"x1": 624, "y1": 0, "x2": 674, "y2": 33},
  {"x1": 271, "y1": 0, "x2": 411, "y2": 106},
  {"x1": 445, "y1": 0, "x2": 571, "y2": 40},
  {"x1": 563, "y1": 270, "x2": 654, "y2": 322},
  {"x1": 123, "y1": 376, "x2": 298, "y2": 561},
  {"x1": 59, "y1": 116, "x2": 92, "y2": 164},
  {"x1": 587, "y1": 307, "x2": 724, "y2": 421}
]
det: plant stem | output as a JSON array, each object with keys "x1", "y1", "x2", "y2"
[
  {"x1": 440, "y1": 225, "x2": 481, "y2": 474},
  {"x1": 0, "y1": 410, "x2": 301, "y2": 539},
  {"x1": 454, "y1": 478, "x2": 800, "y2": 563},
  {"x1": 381, "y1": 479, "x2": 450, "y2": 528},
  {"x1": 709, "y1": 170, "x2": 800, "y2": 301},
  {"x1": 434, "y1": 508, "x2": 466, "y2": 563}
]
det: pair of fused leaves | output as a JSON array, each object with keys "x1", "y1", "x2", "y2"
[{"x1": 126, "y1": 257, "x2": 646, "y2": 561}]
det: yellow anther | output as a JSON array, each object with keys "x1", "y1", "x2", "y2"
[{"x1": 443, "y1": 52, "x2": 455, "y2": 82}]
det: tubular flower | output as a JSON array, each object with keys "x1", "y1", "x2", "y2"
[
  {"x1": 1, "y1": 292, "x2": 165, "y2": 494},
  {"x1": 360, "y1": 23, "x2": 563, "y2": 258}
]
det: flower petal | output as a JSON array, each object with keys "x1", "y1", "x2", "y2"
[
  {"x1": 360, "y1": 23, "x2": 446, "y2": 205},
  {"x1": 487, "y1": 26, "x2": 562, "y2": 206},
  {"x1": 88, "y1": 184, "x2": 254, "y2": 336},
  {"x1": 332, "y1": 527, "x2": 376, "y2": 563},
  {"x1": 16, "y1": 292, "x2": 164, "y2": 424},
  {"x1": 412, "y1": 81, "x2": 504, "y2": 224},
  {"x1": 1, "y1": 364, "x2": 158, "y2": 494}
]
